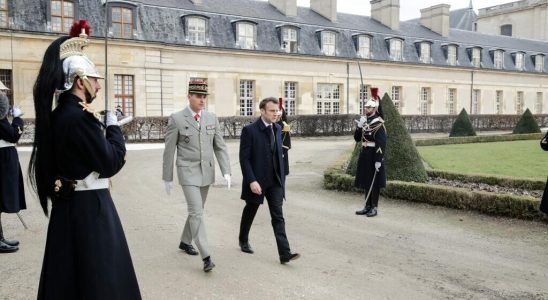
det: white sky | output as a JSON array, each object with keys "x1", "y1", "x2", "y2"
[{"x1": 276, "y1": 0, "x2": 517, "y2": 20}]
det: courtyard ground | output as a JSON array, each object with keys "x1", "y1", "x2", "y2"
[{"x1": 1, "y1": 136, "x2": 547, "y2": 299}]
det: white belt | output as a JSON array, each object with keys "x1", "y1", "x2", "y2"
[
  {"x1": 74, "y1": 172, "x2": 109, "y2": 191},
  {"x1": 0, "y1": 140, "x2": 15, "y2": 148},
  {"x1": 362, "y1": 142, "x2": 376, "y2": 147}
]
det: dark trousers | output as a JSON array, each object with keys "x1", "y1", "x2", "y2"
[
  {"x1": 365, "y1": 187, "x2": 380, "y2": 208},
  {"x1": 239, "y1": 183, "x2": 290, "y2": 257}
]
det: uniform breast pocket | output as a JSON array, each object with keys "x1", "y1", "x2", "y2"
[{"x1": 179, "y1": 129, "x2": 194, "y2": 144}]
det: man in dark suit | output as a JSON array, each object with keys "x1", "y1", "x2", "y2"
[{"x1": 238, "y1": 97, "x2": 300, "y2": 264}]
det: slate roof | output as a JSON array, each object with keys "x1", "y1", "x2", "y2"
[{"x1": 7, "y1": 0, "x2": 548, "y2": 73}]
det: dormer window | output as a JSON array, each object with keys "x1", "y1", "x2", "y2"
[
  {"x1": 356, "y1": 35, "x2": 371, "y2": 59},
  {"x1": 493, "y1": 50, "x2": 504, "y2": 69},
  {"x1": 321, "y1": 31, "x2": 336, "y2": 56},
  {"x1": 50, "y1": 0, "x2": 76, "y2": 32},
  {"x1": 514, "y1": 52, "x2": 525, "y2": 70},
  {"x1": 185, "y1": 16, "x2": 208, "y2": 46},
  {"x1": 444, "y1": 44, "x2": 458, "y2": 66},
  {"x1": 535, "y1": 54, "x2": 545, "y2": 72},
  {"x1": 281, "y1": 26, "x2": 298, "y2": 53},
  {"x1": 236, "y1": 21, "x2": 256, "y2": 50},
  {"x1": 109, "y1": 3, "x2": 137, "y2": 39},
  {"x1": 0, "y1": 0, "x2": 8, "y2": 27},
  {"x1": 470, "y1": 47, "x2": 481, "y2": 67},
  {"x1": 418, "y1": 41, "x2": 431, "y2": 64},
  {"x1": 389, "y1": 38, "x2": 403, "y2": 61}
]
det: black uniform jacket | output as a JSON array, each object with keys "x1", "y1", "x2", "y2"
[
  {"x1": 240, "y1": 118, "x2": 285, "y2": 204},
  {"x1": 0, "y1": 116, "x2": 26, "y2": 213}
]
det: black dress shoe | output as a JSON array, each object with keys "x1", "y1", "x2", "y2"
[
  {"x1": 366, "y1": 207, "x2": 378, "y2": 217},
  {"x1": 280, "y1": 253, "x2": 300, "y2": 264},
  {"x1": 356, "y1": 206, "x2": 372, "y2": 215},
  {"x1": 203, "y1": 256, "x2": 215, "y2": 272},
  {"x1": 1, "y1": 238, "x2": 19, "y2": 247},
  {"x1": 0, "y1": 240, "x2": 18, "y2": 253},
  {"x1": 239, "y1": 241, "x2": 254, "y2": 254},
  {"x1": 178, "y1": 242, "x2": 199, "y2": 256}
]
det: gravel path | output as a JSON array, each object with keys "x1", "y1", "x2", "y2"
[{"x1": 2, "y1": 136, "x2": 548, "y2": 299}]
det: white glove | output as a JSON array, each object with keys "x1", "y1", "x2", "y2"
[
  {"x1": 224, "y1": 174, "x2": 231, "y2": 190},
  {"x1": 375, "y1": 162, "x2": 381, "y2": 172},
  {"x1": 354, "y1": 116, "x2": 366, "y2": 128},
  {"x1": 11, "y1": 107, "x2": 23, "y2": 118},
  {"x1": 164, "y1": 180, "x2": 172, "y2": 195},
  {"x1": 105, "y1": 111, "x2": 118, "y2": 127}
]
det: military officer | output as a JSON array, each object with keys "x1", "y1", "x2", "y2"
[
  {"x1": 354, "y1": 98, "x2": 387, "y2": 217},
  {"x1": 162, "y1": 79, "x2": 231, "y2": 272}
]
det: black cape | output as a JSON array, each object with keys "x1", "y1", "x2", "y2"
[
  {"x1": 0, "y1": 117, "x2": 26, "y2": 213},
  {"x1": 38, "y1": 93, "x2": 141, "y2": 299}
]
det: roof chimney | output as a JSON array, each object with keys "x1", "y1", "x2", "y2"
[
  {"x1": 420, "y1": 4, "x2": 450, "y2": 37},
  {"x1": 190, "y1": 0, "x2": 203, "y2": 5},
  {"x1": 269, "y1": 0, "x2": 297, "y2": 17},
  {"x1": 310, "y1": 0, "x2": 337, "y2": 22},
  {"x1": 370, "y1": 0, "x2": 400, "y2": 31}
]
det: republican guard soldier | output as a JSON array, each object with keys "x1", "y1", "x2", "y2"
[
  {"x1": 0, "y1": 81, "x2": 26, "y2": 253},
  {"x1": 354, "y1": 97, "x2": 387, "y2": 217}
]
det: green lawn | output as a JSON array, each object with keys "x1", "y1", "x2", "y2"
[{"x1": 417, "y1": 140, "x2": 548, "y2": 180}]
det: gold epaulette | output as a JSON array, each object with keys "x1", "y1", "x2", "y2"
[{"x1": 282, "y1": 121, "x2": 291, "y2": 133}]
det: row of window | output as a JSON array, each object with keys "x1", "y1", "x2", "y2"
[{"x1": 1, "y1": 1, "x2": 544, "y2": 72}]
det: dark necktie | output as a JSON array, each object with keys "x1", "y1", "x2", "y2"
[{"x1": 269, "y1": 125, "x2": 275, "y2": 152}]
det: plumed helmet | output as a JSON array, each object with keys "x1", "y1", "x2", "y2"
[
  {"x1": 0, "y1": 80, "x2": 8, "y2": 91},
  {"x1": 370, "y1": 87, "x2": 380, "y2": 101},
  {"x1": 364, "y1": 99, "x2": 378, "y2": 108},
  {"x1": 0, "y1": 92, "x2": 9, "y2": 119},
  {"x1": 62, "y1": 55, "x2": 103, "y2": 91},
  {"x1": 59, "y1": 20, "x2": 103, "y2": 92}
]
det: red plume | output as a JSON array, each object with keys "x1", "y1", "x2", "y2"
[
  {"x1": 370, "y1": 87, "x2": 379, "y2": 100},
  {"x1": 69, "y1": 20, "x2": 92, "y2": 37},
  {"x1": 278, "y1": 97, "x2": 283, "y2": 110}
]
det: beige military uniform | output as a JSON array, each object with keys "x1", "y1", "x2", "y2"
[{"x1": 162, "y1": 106, "x2": 230, "y2": 258}]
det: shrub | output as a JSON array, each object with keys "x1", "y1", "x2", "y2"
[
  {"x1": 449, "y1": 109, "x2": 476, "y2": 137},
  {"x1": 427, "y1": 170, "x2": 545, "y2": 190},
  {"x1": 324, "y1": 168, "x2": 547, "y2": 222},
  {"x1": 414, "y1": 133, "x2": 543, "y2": 146},
  {"x1": 345, "y1": 142, "x2": 361, "y2": 175},
  {"x1": 382, "y1": 93, "x2": 428, "y2": 182},
  {"x1": 513, "y1": 108, "x2": 541, "y2": 134}
]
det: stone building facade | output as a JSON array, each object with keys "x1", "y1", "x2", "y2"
[{"x1": 0, "y1": 0, "x2": 546, "y2": 118}]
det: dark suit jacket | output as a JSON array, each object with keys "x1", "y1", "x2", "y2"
[{"x1": 240, "y1": 118, "x2": 285, "y2": 204}]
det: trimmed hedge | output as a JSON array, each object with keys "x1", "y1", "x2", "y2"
[
  {"x1": 427, "y1": 170, "x2": 545, "y2": 190},
  {"x1": 324, "y1": 168, "x2": 547, "y2": 222},
  {"x1": 449, "y1": 108, "x2": 476, "y2": 137},
  {"x1": 382, "y1": 93, "x2": 428, "y2": 182},
  {"x1": 414, "y1": 133, "x2": 543, "y2": 146},
  {"x1": 513, "y1": 108, "x2": 541, "y2": 134}
]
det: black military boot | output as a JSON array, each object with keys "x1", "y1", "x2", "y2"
[
  {"x1": 203, "y1": 256, "x2": 215, "y2": 272},
  {"x1": 0, "y1": 240, "x2": 18, "y2": 253},
  {"x1": 0, "y1": 220, "x2": 19, "y2": 247},
  {"x1": 355, "y1": 206, "x2": 372, "y2": 215},
  {"x1": 366, "y1": 207, "x2": 378, "y2": 217}
]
